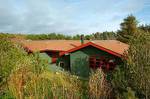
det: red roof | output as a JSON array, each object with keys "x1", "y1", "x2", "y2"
[{"x1": 20, "y1": 40, "x2": 129, "y2": 57}]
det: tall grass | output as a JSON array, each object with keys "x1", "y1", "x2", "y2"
[
  {"x1": 89, "y1": 69, "x2": 112, "y2": 99},
  {"x1": 8, "y1": 69, "x2": 83, "y2": 99},
  {"x1": 7, "y1": 53, "x2": 83, "y2": 99}
]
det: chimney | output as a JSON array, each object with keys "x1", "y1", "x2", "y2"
[{"x1": 80, "y1": 35, "x2": 84, "y2": 44}]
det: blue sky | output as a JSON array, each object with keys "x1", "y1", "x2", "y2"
[{"x1": 0, "y1": 0, "x2": 150, "y2": 35}]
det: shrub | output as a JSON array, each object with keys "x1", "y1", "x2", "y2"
[
  {"x1": 112, "y1": 33, "x2": 150, "y2": 99},
  {"x1": 126, "y1": 34, "x2": 150, "y2": 98},
  {"x1": 0, "y1": 37, "x2": 29, "y2": 97}
]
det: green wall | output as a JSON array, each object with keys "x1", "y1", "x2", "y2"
[
  {"x1": 57, "y1": 55, "x2": 70, "y2": 70},
  {"x1": 70, "y1": 46, "x2": 121, "y2": 77},
  {"x1": 70, "y1": 50, "x2": 90, "y2": 77},
  {"x1": 39, "y1": 52, "x2": 52, "y2": 64}
]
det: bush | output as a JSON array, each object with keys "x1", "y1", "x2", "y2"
[
  {"x1": 111, "y1": 33, "x2": 150, "y2": 99},
  {"x1": 0, "y1": 37, "x2": 29, "y2": 96},
  {"x1": 0, "y1": 38, "x2": 84, "y2": 98},
  {"x1": 126, "y1": 34, "x2": 150, "y2": 98}
]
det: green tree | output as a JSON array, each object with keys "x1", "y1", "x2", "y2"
[
  {"x1": 139, "y1": 24, "x2": 150, "y2": 34},
  {"x1": 112, "y1": 32, "x2": 150, "y2": 99},
  {"x1": 126, "y1": 33, "x2": 150, "y2": 99},
  {"x1": 72, "y1": 34, "x2": 80, "y2": 40},
  {"x1": 117, "y1": 15, "x2": 138, "y2": 43},
  {"x1": 93, "y1": 32, "x2": 101, "y2": 39},
  {"x1": 102, "y1": 31, "x2": 116, "y2": 40},
  {"x1": 92, "y1": 31, "x2": 116, "y2": 40}
]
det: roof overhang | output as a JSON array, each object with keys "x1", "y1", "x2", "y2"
[{"x1": 24, "y1": 47, "x2": 64, "y2": 53}]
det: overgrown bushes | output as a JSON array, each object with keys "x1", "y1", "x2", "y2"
[
  {"x1": 0, "y1": 38, "x2": 84, "y2": 99},
  {"x1": 0, "y1": 37, "x2": 29, "y2": 98},
  {"x1": 111, "y1": 33, "x2": 150, "y2": 99},
  {"x1": 126, "y1": 34, "x2": 150, "y2": 99}
]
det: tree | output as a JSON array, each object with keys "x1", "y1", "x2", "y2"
[
  {"x1": 92, "y1": 32, "x2": 116, "y2": 40},
  {"x1": 139, "y1": 24, "x2": 150, "y2": 34},
  {"x1": 117, "y1": 15, "x2": 138, "y2": 43},
  {"x1": 112, "y1": 32, "x2": 150, "y2": 99},
  {"x1": 126, "y1": 33, "x2": 150, "y2": 99},
  {"x1": 102, "y1": 31, "x2": 116, "y2": 40},
  {"x1": 72, "y1": 34, "x2": 80, "y2": 40},
  {"x1": 93, "y1": 32, "x2": 101, "y2": 40}
]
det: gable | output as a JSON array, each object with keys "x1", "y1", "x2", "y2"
[{"x1": 60, "y1": 42, "x2": 126, "y2": 58}]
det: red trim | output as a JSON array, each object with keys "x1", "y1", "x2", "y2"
[
  {"x1": 60, "y1": 42, "x2": 123, "y2": 58},
  {"x1": 52, "y1": 57, "x2": 57, "y2": 63}
]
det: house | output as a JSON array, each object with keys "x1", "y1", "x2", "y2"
[{"x1": 20, "y1": 40, "x2": 129, "y2": 77}]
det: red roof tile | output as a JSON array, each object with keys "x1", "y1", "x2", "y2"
[{"x1": 20, "y1": 40, "x2": 129, "y2": 56}]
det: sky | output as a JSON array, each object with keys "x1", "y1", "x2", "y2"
[{"x1": 0, "y1": 0, "x2": 150, "y2": 35}]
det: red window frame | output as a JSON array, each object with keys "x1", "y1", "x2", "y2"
[
  {"x1": 89, "y1": 56, "x2": 106, "y2": 69},
  {"x1": 89, "y1": 56, "x2": 116, "y2": 70}
]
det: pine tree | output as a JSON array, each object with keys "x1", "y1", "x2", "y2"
[{"x1": 117, "y1": 15, "x2": 138, "y2": 43}]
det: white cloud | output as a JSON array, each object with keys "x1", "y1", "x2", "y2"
[{"x1": 0, "y1": 0, "x2": 148, "y2": 34}]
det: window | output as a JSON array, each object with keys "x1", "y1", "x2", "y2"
[
  {"x1": 59, "y1": 62, "x2": 65, "y2": 67},
  {"x1": 108, "y1": 59, "x2": 116, "y2": 70},
  {"x1": 89, "y1": 56, "x2": 116, "y2": 70},
  {"x1": 89, "y1": 56, "x2": 106, "y2": 69}
]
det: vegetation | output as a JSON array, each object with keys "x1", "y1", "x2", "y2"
[
  {"x1": 89, "y1": 69, "x2": 112, "y2": 99},
  {"x1": 0, "y1": 37, "x2": 84, "y2": 99},
  {"x1": 117, "y1": 15, "x2": 138, "y2": 43},
  {"x1": 126, "y1": 33, "x2": 150, "y2": 98},
  {"x1": 112, "y1": 29, "x2": 150, "y2": 98},
  {"x1": 0, "y1": 31, "x2": 117, "y2": 41}
]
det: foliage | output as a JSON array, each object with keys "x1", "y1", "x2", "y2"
[
  {"x1": 8, "y1": 68, "x2": 83, "y2": 99},
  {"x1": 0, "y1": 37, "x2": 28, "y2": 96},
  {"x1": 0, "y1": 31, "x2": 117, "y2": 41},
  {"x1": 111, "y1": 65, "x2": 128, "y2": 98},
  {"x1": 126, "y1": 33, "x2": 150, "y2": 99},
  {"x1": 112, "y1": 32, "x2": 150, "y2": 99},
  {"x1": 26, "y1": 32, "x2": 117, "y2": 40},
  {"x1": 111, "y1": 65, "x2": 138, "y2": 99},
  {"x1": 0, "y1": 37, "x2": 84, "y2": 99},
  {"x1": 26, "y1": 33, "x2": 72, "y2": 40},
  {"x1": 89, "y1": 69, "x2": 112, "y2": 99},
  {"x1": 123, "y1": 87, "x2": 138, "y2": 99},
  {"x1": 0, "y1": 33, "x2": 26, "y2": 40},
  {"x1": 117, "y1": 15, "x2": 138, "y2": 43},
  {"x1": 139, "y1": 24, "x2": 150, "y2": 33},
  {"x1": 93, "y1": 31, "x2": 116, "y2": 40}
]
